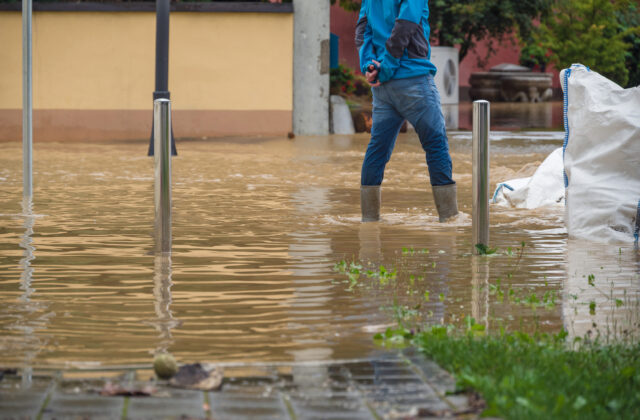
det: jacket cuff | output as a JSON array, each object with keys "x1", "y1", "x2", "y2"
[{"x1": 361, "y1": 60, "x2": 377, "y2": 75}]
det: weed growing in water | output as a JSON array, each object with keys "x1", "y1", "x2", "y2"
[
  {"x1": 340, "y1": 240, "x2": 640, "y2": 419},
  {"x1": 334, "y1": 240, "x2": 556, "y2": 332},
  {"x1": 402, "y1": 246, "x2": 429, "y2": 256},
  {"x1": 333, "y1": 260, "x2": 363, "y2": 290},
  {"x1": 335, "y1": 240, "x2": 637, "y2": 341},
  {"x1": 475, "y1": 243, "x2": 498, "y2": 255},
  {"x1": 333, "y1": 259, "x2": 396, "y2": 288}
]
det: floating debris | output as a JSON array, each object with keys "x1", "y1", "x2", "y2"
[
  {"x1": 169, "y1": 363, "x2": 223, "y2": 391},
  {"x1": 99, "y1": 381, "x2": 156, "y2": 397}
]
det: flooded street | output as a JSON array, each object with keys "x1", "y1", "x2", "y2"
[{"x1": 1, "y1": 131, "x2": 638, "y2": 369}]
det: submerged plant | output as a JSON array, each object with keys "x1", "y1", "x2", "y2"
[
  {"x1": 475, "y1": 243, "x2": 499, "y2": 255},
  {"x1": 342, "y1": 237, "x2": 640, "y2": 418}
]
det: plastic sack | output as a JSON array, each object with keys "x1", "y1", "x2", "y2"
[
  {"x1": 492, "y1": 148, "x2": 565, "y2": 209},
  {"x1": 561, "y1": 64, "x2": 640, "y2": 244}
]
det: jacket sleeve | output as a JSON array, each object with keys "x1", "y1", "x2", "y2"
[
  {"x1": 355, "y1": 1, "x2": 376, "y2": 75},
  {"x1": 377, "y1": 0, "x2": 425, "y2": 83}
]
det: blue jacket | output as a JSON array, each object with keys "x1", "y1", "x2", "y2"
[{"x1": 355, "y1": 0, "x2": 436, "y2": 84}]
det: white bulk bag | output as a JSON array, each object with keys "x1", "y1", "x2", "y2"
[
  {"x1": 492, "y1": 147, "x2": 565, "y2": 209},
  {"x1": 561, "y1": 64, "x2": 640, "y2": 244}
]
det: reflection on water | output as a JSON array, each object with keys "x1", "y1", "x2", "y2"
[
  {"x1": 0, "y1": 130, "x2": 637, "y2": 369},
  {"x1": 471, "y1": 256, "x2": 490, "y2": 331},
  {"x1": 18, "y1": 199, "x2": 35, "y2": 388},
  {"x1": 6, "y1": 198, "x2": 54, "y2": 386},
  {"x1": 358, "y1": 223, "x2": 382, "y2": 265},
  {"x1": 564, "y1": 241, "x2": 640, "y2": 342},
  {"x1": 457, "y1": 102, "x2": 564, "y2": 131},
  {"x1": 151, "y1": 255, "x2": 179, "y2": 354},
  {"x1": 288, "y1": 185, "x2": 334, "y2": 362}
]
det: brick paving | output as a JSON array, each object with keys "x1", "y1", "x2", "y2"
[{"x1": 0, "y1": 349, "x2": 484, "y2": 419}]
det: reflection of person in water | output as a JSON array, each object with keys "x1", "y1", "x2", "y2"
[{"x1": 356, "y1": 0, "x2": 458, "y2": 223}]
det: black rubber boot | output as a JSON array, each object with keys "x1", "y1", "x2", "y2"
[
  {"x1": 360, "y1": 185, "x2": 381, "y2": 222},
  {"x1": 432, "y1": 183, "x2": 459, "y2": 222}
]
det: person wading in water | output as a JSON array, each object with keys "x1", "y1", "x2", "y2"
[{"x1": 355, "y1": 0, "x2": 458, "y2": 223}]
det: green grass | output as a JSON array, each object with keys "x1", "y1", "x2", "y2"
[{"x1": 415, "y1": 326, "x2": 640, "y2": 419}]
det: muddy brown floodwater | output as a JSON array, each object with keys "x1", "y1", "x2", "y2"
[{"x1": 1, "y1": 131, "x2": 638, "y2": 370}]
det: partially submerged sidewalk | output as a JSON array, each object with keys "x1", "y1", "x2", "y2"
[{"x1": 0, "y1": 349, "x2": 485, "y2": 419}]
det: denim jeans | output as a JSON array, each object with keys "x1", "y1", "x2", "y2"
[{"x1": 361, "y1": 75, "x2": 455, "y2": 187}]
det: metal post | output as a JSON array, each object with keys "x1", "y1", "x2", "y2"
[
  {"x1": 472, "y1": 100, "x2": 490, "y2": 254},
  {"x1": 154, "y1": 99, "x2": 172, "y2": 254},
  {"x1": 155, "y1": 0, "x2": 169, "y2": 99},
  {"x1": 148, "y1": 0, "x2": 176, "y2": 156},
  {"x1": 22, "y1": 0, "x2": 33, "y2": 199}
]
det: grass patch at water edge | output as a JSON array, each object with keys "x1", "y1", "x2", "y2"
[{"x1": 414, "y1": 326, "x2": 640, "y2": 419}]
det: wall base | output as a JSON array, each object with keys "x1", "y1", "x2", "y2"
[{"x1": 0, "y1": 109, "x2": 292, "y2": 142}]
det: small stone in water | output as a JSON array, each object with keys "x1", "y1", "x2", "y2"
[{"x1": 154, "y1": 353, "x2": 178, "y2": 379}]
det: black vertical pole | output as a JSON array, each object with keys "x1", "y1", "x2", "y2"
[{"x1": 149, "y1": 0, "x2": 177, "y2": 156}]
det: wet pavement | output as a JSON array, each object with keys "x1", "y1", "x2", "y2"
[{"x1": 0, "y1": 349, "x2": 483, "y2": 420}]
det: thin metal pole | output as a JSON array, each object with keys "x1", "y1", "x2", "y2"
[
  {"x1": 155, "y1": 0, "x2": 169, "y2": 96},
  {"x1": 22, "y1": 0, "x2": 33, "y2": 199},
  {"x1": 472, "y1": 100, "x2": 490, "y2": 254},
  {"x1": 154, "y1": 99, "x2": 172, "y2": 254},
  {"x1": 148, "y1": 0, "x2": 176, "y2": 156}
]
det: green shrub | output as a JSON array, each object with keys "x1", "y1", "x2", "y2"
[
  {"x1": 532, "y1": 0, "x2": 640, "y2": 87},
  {"x1": 330, "y1": 64, "x2": 357, "y2": 95}
]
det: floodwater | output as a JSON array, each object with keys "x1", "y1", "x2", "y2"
[
  {"x1": 455, "y1": 101, "x2": 564, "y2": 131},
  {"x1": 1, "y1": 130, "x2": 638, "y2": 370}
]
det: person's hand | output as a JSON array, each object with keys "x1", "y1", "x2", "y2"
[{"x1": 365, "y1": 60, "x2": 381, "y2": 87}]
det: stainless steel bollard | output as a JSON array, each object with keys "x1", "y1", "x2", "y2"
[
  {"x1": 154, "y1": 99, "x2": 172, "y2": 253},
  {"x1": 22, "y1": 0, "x2": 33, "y2": 199},
  {"x1": 472, "y1": 100, "x2": 490, "y2": 254}
]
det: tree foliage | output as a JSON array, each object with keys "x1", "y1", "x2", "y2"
[
  {"x1": 621, "y1": 4, "x2": 640, "y2": 86},
  {"x1": 429, "y1": 0, "x2": 552, "y2": 62},
  {"x1": 330, "y1": 0, "x2": 361, "y2": 12},
  {"x1": 331, "y1": 0, "x2": 640, "y2": 85},
  {"x1": 332, "y1": 0, "x2": 551, "y2": 63},
  {"x1": 534, "y1": 0, "x2": 640, "y2": 87}
]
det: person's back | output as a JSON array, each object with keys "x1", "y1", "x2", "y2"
[
  {"x1": 356, "y1": 0, "x2": 436, "y2": 83},
  {"x1": 355, "y1": 0, "x2": 459, "y2": 223}
]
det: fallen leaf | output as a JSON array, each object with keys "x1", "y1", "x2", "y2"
[
  {"x1": 99, "y1": 381, "x2": 155, "y2": 397},
  {"x1": 169, "y1": 363, "x2": 223, "y2": 391}
]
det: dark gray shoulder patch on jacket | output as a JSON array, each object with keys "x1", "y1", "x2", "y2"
[
  {"x1": 407, "y1": 28, "x2": 429, "y2": 59},
  {"x1": 355, "y1": 16, "x2": 368, "y2": 49},
  {"x1": 385, "y1": 19, "x2": 427, "y2": 59}
]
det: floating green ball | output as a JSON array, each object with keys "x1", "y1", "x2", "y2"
[{"x1": 153, "y1": 353, "x2": 178, "y2": 379}]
